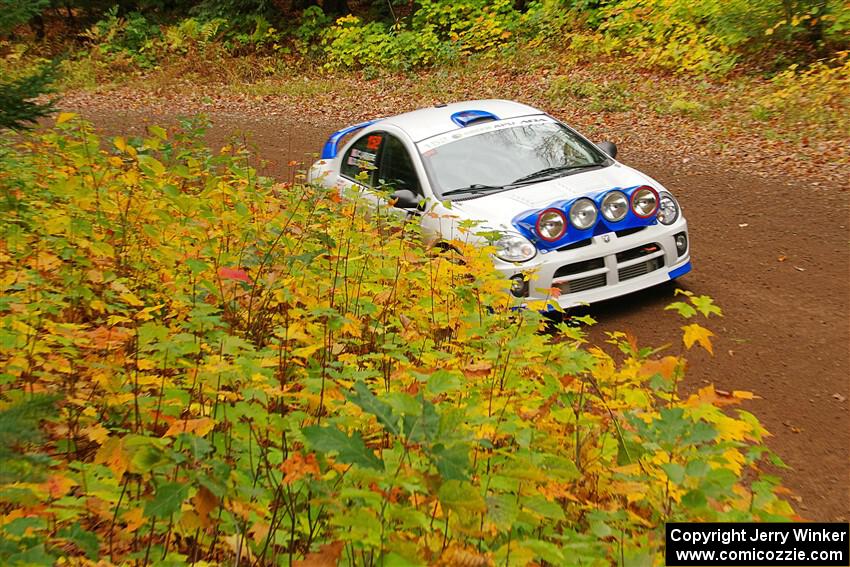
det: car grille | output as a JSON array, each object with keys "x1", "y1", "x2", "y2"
[
  {"x1": 557, "y1": 273, "x2": 607, "y2": 294},
  {"x1": 618, "y1": 257, "x2": 664, "y2": 281},
  {"x1": 553, "y1": 258, "x2": 605, "y2": 279},
  {"x1": 550, "y1": 241, "x2": 666, "y2": 296}
]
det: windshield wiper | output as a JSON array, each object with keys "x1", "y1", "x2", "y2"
[
  {"x1": 441, "y1": 184, "x2": 509, "y2": 198},
  {"x1": 512, "y1": 163, "x2": 604, "y2": 184}
]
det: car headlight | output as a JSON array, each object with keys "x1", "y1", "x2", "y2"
[
  {"x1": 495, "y1": 232, "x2": 537, "y2": 262},
  {"x1": 535, "y1": 208, "x2": 567, "y2": 241},
  {"x1": 569, "y1": 198, "x2": 598, "y2": 230},
  {"x1": 657, "y1": 192, "x2": 680, "y2": 225},
  {"x1": 631, "y1": 186, "x2": 659, "y2": 218},
  {"x1": 600, "y1": 190, "x2": 628, "y2": 222}
]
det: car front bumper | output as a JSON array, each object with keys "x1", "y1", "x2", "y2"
[{"x1": 495, "y1": 218, "x2": 690, "y2": 309}]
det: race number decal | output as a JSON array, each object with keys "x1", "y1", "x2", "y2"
[{"x1": 366, "y1": 135, "x2": 383, "y2": 150}]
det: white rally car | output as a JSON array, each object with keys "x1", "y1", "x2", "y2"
[{"x1": 309, "y1": 100, "x2": 691, "y2": 309}]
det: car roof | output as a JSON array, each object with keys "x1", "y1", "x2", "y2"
[{"x1": 378, "y1": 99, "x2": 544, "y2": 143}]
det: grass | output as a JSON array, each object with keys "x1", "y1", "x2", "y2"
[{"x1": 229, "y1": 77, "x2": 337, "y2": 98}]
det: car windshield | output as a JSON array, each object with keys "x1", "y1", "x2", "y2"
[{"x1": 419, "y1": 120, "x2": 610, "y2": 199}]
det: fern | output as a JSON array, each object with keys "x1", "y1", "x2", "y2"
[{"x1": 201, "y1": 18, "x2": 225, "y2": 44}]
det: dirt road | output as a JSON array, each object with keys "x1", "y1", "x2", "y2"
[{"x1": 63, "y1": 108, "x2": 850, "y2": 522}]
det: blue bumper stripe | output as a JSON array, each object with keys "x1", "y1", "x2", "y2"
[{"x1": 668, "y1": 261, "x2": 692, "y2": 280}]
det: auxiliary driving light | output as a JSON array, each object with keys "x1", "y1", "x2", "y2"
[
  {"x1": 569, "y1": 198, "x2": 598, "y2": 230},
  {"x1": 675, "y1": 232, "x2": 688, "y2": 256},
  {"x1": 601, "y1": 190, "x2": 629, "y2": 222},
  {"x1": 509, "y1": 274, "x2": 529, "y2": 298},
  {"x1": 631, "y1": 186, "x2": 659, "y2": 218},
  {"x1": 536, "y1": 208, "x2": 567, "y2": 241}
]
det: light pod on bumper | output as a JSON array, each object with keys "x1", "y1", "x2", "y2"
[
  {"x1": 631, "y1": 186, "x2": 659, "y2": 218},
  {"x1": 536, "y1": 208, "x2": 567, "y2": 241},
  {"x1": 600, "y1": 190, "x2": 628, "y2": 222},
  {"x1": 569, "y1": 198, "x2": 598, "y2": 230},
  {"x1": 509, "y1": 274, "x2": 529, "y2": 297}
]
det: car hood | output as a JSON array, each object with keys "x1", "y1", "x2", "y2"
[{"x1": 448, "y1": 163, "x2": 655, "y2": 230}]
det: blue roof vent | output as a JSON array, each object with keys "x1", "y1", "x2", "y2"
[{"x1": 450, "y1": 110, "x2": 499, "y2": 128}]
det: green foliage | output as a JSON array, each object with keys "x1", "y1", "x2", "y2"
[
  {"x1": 0, "y1": 118, "x2": 793, "y2": 565},
  {"x1": 0, "y1": 62, "x2": 57, "y2": 130},
  {"x1": 83, "y1": 7, "x2": 163, "y2": 68},
  {"x1": 294, "y1": 5, "x2": 332, "y2": 55},
  {"x1": 321, "y1": 0, "x2": 523, "y2": 71},
  {"x1": 0, "y1": 396, "x2": 58, "y2": 483},
  {"x1": 752, "y1": 52, "x2": 850, "y2": 135},
  {"x1": 0, "y1": 0, "x2": 48, "y2": 36},
  {"x1": 320, "y1": 15, "x2": 439, "y2": 71}
]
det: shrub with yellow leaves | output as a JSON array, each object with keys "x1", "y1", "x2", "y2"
[{"x1": 0, "y1": 117, "x2": 793, "y2": 566}]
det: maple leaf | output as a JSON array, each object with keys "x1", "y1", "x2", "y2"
[
  {"x1": 218, "y1": 267, "x2": 251, "y2": 282},
  {"x1": 463, "y1": 360, "x2": 492, "y2": 377},
  {"x1": 44, "y1": 474, "x2": 77, "y2": 499},
  {"x1": 681, "y1": 323, "x2": 715, "y2": 355},
  {"x1": 164, "y1": 417, "x2": 215, "y2": 437},
  {"x1": 665, "y1": 301, "x2": 696, "y2": 319},
  {"x1": 691, "y1": 294, "x2": 723, "y2": 318},
  {"x1": 122, "y1": 507, "x2": 146, "y2": 533},
  {"x1": 82, "y1": 423, "x2": 110, "y2": 445},
  {"x1": 95, "y1": 436, "x2": 129, "y2": 479},
  {"x1": 280, "y1": 453, "x2": 320, "y2": 485},
  {"x1": 686, "y1": 384, "x2": 744, "y2": 407},
  {"x1": 82, "y1": 326, "x2": 132, "y2": 350},
  {"x1": 250, "y1": 521, "x2": 270, "y2": 543},
  {"x1": 293, "y1": 541, "x2": 345, "y2": 567},
  {"x1": 56, "y1": 112, "x2": 77, "y2": 124},
  {"x1": 638, "y1": 356, "x2": 682, "y2": 380},
  {"x1": 192, "y1": 485, "x2": 219, "y2": 528}
]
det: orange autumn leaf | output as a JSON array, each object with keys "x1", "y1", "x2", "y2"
[
  {"x1": 164, "y1": 417, "x2": 215, "y2": 437},
  {"x1": 82, "y1": 325, "x2": 132, "y2": 350},
  {"x1": 122, "y1": 507, "x2": 146, "y2": 533},
  {"x1": 638, "y1": 356, "x2": 682, "y2": 380},
  {"x1": 95, "y1": 436, "x2": 129, "y2": 479},
  {"x1": 686, "y1": 385, "x2": 760, "y2": 407},
  {"x1": 250, "y1": 521, "x2": 270, "y2": 543},
  {"x1": 463, "y1": 360, "x2": 492, "y2": 377},
  {"x1": 280, "y1": 453, "x2": 320, "y2": 485},
  {"x1": 293, "y1": 541, "x2": 345, "y2": 567},
  {"x1": 44, "y1": 474, "x2": 77, "y2": 499},
  {"x1": 193, "y1": 485, "x2": 219, "y2": 528},
  {"x1": 81, "y1": 423, "x2": 110, "y2": 445},
  {"x1": 681, "y1": 323, "x2": 715, "y2": 355},
  {"x1": 218, "y1": 267, "x2": 251, "y2": 283}
]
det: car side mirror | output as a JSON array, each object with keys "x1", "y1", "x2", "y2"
[
  {"x1": 596, "y1": 141, "x2": 618, "y2": 159},
  {"x1": 390, "y1": 189, "x2": 420, "y2": 209}
]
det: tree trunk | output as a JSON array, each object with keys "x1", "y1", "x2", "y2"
[
  {"x1": 323, "y1": 0, "x2": 350, "y2": 16},
  {"x1": 292, "y1": 0, "x2": 319, "y2": 11},
  {"x1": 31, "y1": 13, "x2": 45, "y2": 40}
]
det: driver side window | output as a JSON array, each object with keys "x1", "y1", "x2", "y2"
[
  {"x1": 377, "y1": 135, "x2": 421, "y2": 195},
  {"x1": 341, "y1": 133, "x2": 383, "y2": 187}
]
